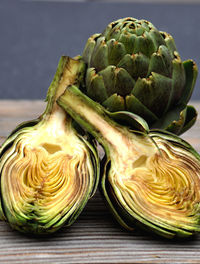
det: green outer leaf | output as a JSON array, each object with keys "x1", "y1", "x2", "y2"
[
  {"x1": 179, "y1": 105, "x2": 198, "y2": 135},
  {"x1": 164, "y1": 106, "x2": 186, "y2": 135},
  {"x1": 108, "y1": 110, "x2": 149, "y2": 133},
  {"x1": 86, "y1": 68, "x2": 108, "y2": 103},
  {"x1": 118, "y1": 53, "x2": 149, "y2": 80},
  {"x1": 149, "y1": 29, "x2": 166, "y2": 47},
  {"x1": 107, "y1": 39, "x2": 126, "y2": 65},
  {"x1": 101, "y1": 158, "x2": 134, "y2": 231},
  {"x1": 126, "y1": 94, "x2": 159, "y2": 124},
  {"x1": 98, "y1": 66, "x2": 117, "y2": 96},
  {"x1": 0, "y1": 209, "x2": 5, "y2": 221},
  {"x1": 160, "y1": 31, "x2": 177, "y2": 57},
  {"x1": 114, "y1": 68, "x2": 135, "y2": 96},
  {"x1": 136, "y1": 32, "x2": 157, "y2": 57},
  {"x1": 170, "y1": 55, "x2": 185, "y2": 105},
  {"x1": 99, "y1": 66, "x2": 135, "y2": 97},
  {"x1": 166, "y1": 105, "x2": 197, "y2": 135},
  {"x1": 179, "y1": 60, "x2": 198, "y2": 105},
  {"x1": 152, "y1": 104, "x2": 198, "y2": 135},
  {"x1": 82, "y1": 33, "x2": 101, "y2": 65},
  {"x1": 151, "y1": 105, "x2": 185, "y2": 132},
  {"x1": 118, "y1": 33, "x2": 136, "y2": 54},
  {"x1": 147, "y1": 45, "x2": 173, "y2": 77},
  {"x1": 132, "y1": 73, "x2": 172, "y2": 117},
  {"x1": 102, "y1": 94, "x2": 125, "y2": 111},
  {"x1": 142, "y1": 31, "x2": 157, "y2": 56},
  {"x1": 90, "y1": 37, "x2": 108, "y2": 71}
]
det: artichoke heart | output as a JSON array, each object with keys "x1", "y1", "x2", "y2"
[
  {"x1": 58, "y1": 85, "x2": 200, "y2": 238},
  {"x1": 82, "y1": 17, "x2": 198, "y2": 135},
  {"x1": 0, "y1": 57, "x2": 99, "y2": 234}
]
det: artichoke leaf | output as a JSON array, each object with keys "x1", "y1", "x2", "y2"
[
  {"x1": 170, "y1": 54, "x2": 186, "y2": 106},
  {"x1": 82, "y1": 33, "x2": 101, "y2": 66},
  {"x1": 178, "y1": 105, "x2": 198, "y2": 135},
  {"x1": 107, "y1": 110, "x2": 149, "y2": 133},
  {"x1": 86, "y1": 68, "x2": 108, "y2": 103},
  {"x1": 179, "y1": 60, "x2": 198, "y2": 105},
  {"x1": 126, "y1": 94, "x2": 159, "y2": 124},
  {"x1": 152, "y1": 104, "x2": 186, "y2": 133},
  {"x1": 118, "y1": 53, "x2": 149, "y2": 80},
  {"x1": 152, "y1": 105, "x2": 198, "y2": 135},
  {"x1": 132, "y1": 73, "x2": 172, "y2": 117},
  {"x1": 107, "y1": 39, "x2": 126, "y2": 65},
  {"x1": 102, "y1": 93, "x2": 125, "y2": 112},
  {"x1": 101, "y1": 158, "x2": 134, "y2": 231}
]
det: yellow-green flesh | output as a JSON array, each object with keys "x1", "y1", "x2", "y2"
[
  {"x1": 109, "y1": 134, "x2": 200, "y2": 233},
  {"x1": 1, "y1": 105, "x2": 93, "y2": 233}
]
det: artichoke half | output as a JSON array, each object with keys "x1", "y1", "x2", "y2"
[
  {"x1": 0, "y1": 56, "x2": 99, "y2": 235},
  {"x1": 58, "y1": 85, "x2": 200, "y2": 239},
  {"x1": 82, "y1": 17, "x2": 198, "y2": 135}
]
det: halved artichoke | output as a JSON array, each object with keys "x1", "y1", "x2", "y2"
[
  {"x1": 82, "y1": 17, "x2": 198, "y2": 135},
  {"x1": 0, "y1": 56, "x2": 99, "y2": 234},
  {"x1": 58, "y1": 85, "x2": 200, "y2": 239}
]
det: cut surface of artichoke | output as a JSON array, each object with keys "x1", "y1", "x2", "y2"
[
  {"x1": 0, "y1": 57, "x2": 99, "y2": 234},
  {"x1": 58, "y1": 85, "x2": 200, "y2": 238},
  {"x1": 108, "y1": 135, "x2": 200, "y2": 236}
]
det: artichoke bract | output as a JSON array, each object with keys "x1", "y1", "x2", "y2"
[
  {"x1": 58, "y1": 86, "x2": 200, "y2": 239},
  {"x1": 0, "y1": 56, "x2": 99, "y2": 235},
  {"x1": 82, "y1": 17, "x2": 198, "y2": 135}
]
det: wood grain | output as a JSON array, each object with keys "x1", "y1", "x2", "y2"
[{"x1": 0, "y1": 100, "x2": 200, "y2": 264}]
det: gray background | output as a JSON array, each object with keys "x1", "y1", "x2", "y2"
[{"x1": 0, "y1": 0, "x2": 200, "y2": 100}]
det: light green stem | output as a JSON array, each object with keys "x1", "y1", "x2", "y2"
[{"x1": 57, "y1": 85, "x2": 142, "y2": 156}]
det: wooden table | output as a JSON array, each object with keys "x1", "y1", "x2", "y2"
[{"x1": 0, "y1": 100, "x2": 199, "y2": 264}]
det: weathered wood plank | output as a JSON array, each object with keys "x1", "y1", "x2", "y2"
[
  {"x1": 0, "y1": 100, "x2": 45, "y2": 140},
  {"x1": 0, "y1": 100, "x2": 199, "y2": 264}
]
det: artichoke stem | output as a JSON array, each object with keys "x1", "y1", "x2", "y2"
[
  {"x1": 44, "y1": 105, "x2": 71, "y2": 136},
  {"x1": 43, "y1": 56, "x2": 85, "y2": 122},
  {"x1": 57, "y1": 85, "x2": 152, "y2": 159}
]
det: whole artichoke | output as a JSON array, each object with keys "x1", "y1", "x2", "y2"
[
  {"x1": 58, "y1": 85, "x2": 200, "y2": 239},
  {"x1": 0, "y1": 56, "x2": 99, "y2": 235},
  {"x1": 82, "y1": 17, "x2": 198, "y2": 135}
]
